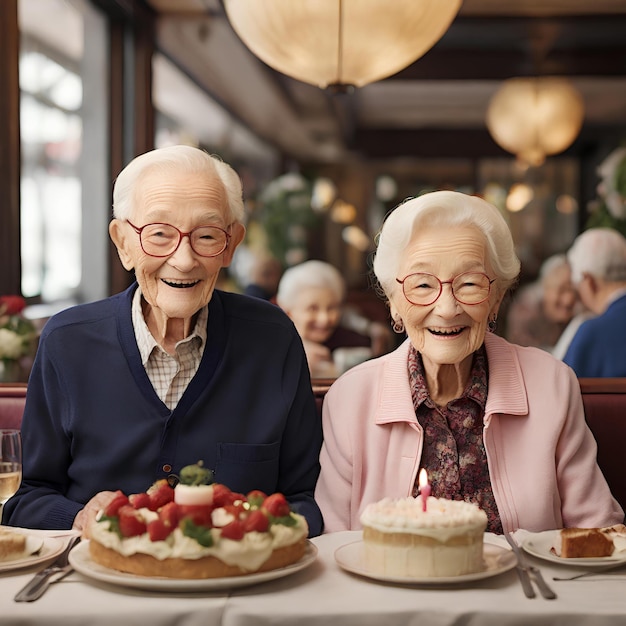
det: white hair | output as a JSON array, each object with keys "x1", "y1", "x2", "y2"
[
  {"x1": 372, "y1": 190, "x2": 521, "y2": 299},
  {"x1": 567, "y1": 228, "x2": 626, "y2": 283},
  {"x1": 112, "y1": 145, "x2": 245, "y2": 223},
  {"x1": 276, "y1": 260, "x2": 345, "y2": 309}
]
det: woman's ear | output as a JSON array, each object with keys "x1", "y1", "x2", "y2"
[{"x1": 109, "y1": 219, "x2": 135, "y2": 271}]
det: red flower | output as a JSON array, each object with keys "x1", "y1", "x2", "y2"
[{"x1": 0, "y1": 295, "x2": 26, "y2": 316}]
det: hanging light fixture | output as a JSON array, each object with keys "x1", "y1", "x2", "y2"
[
  {"x1": 486, "y1": 77, "x2": 585, "y2": 168},
  {"x1": 223, "y1": 0, "x2": 462, "y2": 90}
]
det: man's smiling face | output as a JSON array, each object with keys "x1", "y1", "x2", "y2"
[{"x1": 114, "y1": 167, "x2": 239, "y2": 326}]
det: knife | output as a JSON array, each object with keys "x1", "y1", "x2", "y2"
[
  {"x1": 504, "y1": 531, "x2": 557, "y2": 600},
  {"x1": 14, "y1": 536, "x2": 80, "y2": 602},
  {"x1": 504, "y1": 531, "x2": 536, "y2": 598}
]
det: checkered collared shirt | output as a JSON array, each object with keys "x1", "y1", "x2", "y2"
[{"x1": 131, "y1": 288, "x2": 207, "y2": 409}]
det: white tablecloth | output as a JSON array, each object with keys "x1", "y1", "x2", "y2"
[{"x1": 1, "y1": 529, "x2": 626, "y2": 626}]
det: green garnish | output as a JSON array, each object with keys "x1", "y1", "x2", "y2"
[
  {"x1": 180, "y1": 518, "x2": 214, "y2": 547},
  {"x1": 269, "y1": 513, "x2": 298, "y2": 527},
  {"x1": 99, "y1": 515, "x2": 122, "y2": 537},
  {"x1": 178, "y1": 460, "x2": 214, "y2": 486}
]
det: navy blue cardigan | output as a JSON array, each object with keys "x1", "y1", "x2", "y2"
[{"x1": 4, "y1": 284, "x2": 323, "y2": 536}]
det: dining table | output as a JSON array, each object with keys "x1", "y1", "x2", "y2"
[{"x1": 2, "y1": 528, "x2": 626, "y2": 626}]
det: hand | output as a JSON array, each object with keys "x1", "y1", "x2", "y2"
[{"x1": 72, "y1": 490, "x2": 118, "y2": 538}]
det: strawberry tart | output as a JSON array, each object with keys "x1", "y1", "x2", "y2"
[{"x1": 88, "y1": 463, "x2": 309, "y2": 578}]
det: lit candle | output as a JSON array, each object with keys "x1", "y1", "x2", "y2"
[{"x1": 419, "y1": 468, "x2": 431, "y2": 512}]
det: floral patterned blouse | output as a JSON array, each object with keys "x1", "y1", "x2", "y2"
[{"x1": 408, "y1": 344, "x2": 503, "y2": 534}]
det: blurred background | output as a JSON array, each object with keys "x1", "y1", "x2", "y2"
[{"x1": 1, "y1": 0, "x2": 626, "y2": 332}]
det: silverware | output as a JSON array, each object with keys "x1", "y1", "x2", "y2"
[
  {"x1": 504, "y1": 531, "x2": 557, "y2": 600},
  {"x1": 14, "y1": 536, "x2": 81, "y2": 602}
]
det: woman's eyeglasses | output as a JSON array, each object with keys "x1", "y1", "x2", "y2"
[
  {"x1": 396, "y1": 272, "x2": 495, "y2": 306},
  {"x1": 126, "y1": 221, "x2": 231, "y2": 258}
]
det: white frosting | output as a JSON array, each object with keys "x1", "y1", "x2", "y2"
[
  {"x1": 91, "y1": 508, "x2": 308, "y2": 572},
  {"x1": 360, "y1": 496, "x2": 487, "y2": 539}
]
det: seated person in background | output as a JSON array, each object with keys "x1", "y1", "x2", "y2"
[
  {"x1": 276, "y1": 260, "x2": 392, "y2": 378},
  {"x1": 315, "y1": 190, "x2": 623, "y2": 533},
  {"x1": 563, "y1": 227, "x2": 626, "y2": 377},
  {"x1": 243, "y1": 251, "x2": 283, "y2": 302},
  {"x1": 3, "y1": 145, "x2": 323, "y2": 537},
  {"x1": 506, "y1": 253, "x2": 578, "y2": 352}
]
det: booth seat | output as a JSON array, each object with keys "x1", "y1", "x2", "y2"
[
  {"x1": 313, "y1": 377, "x2": 626, "y2": 516},
  {"x1": 0, "y1": 383, "x2": 27, "y2": 430}
]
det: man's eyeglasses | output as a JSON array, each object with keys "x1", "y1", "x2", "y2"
[
  {"x1": 395, "y1": 272, "x2": 496, "y2": 306},
  {"x1": 126, "y1": 221, "x2": 231, "y2": 258}
]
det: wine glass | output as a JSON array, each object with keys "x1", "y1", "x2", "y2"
[{"x1": 0, "y1": 430, "x2": 22, "y2": 517}]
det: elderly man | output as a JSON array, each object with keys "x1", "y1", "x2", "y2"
[
  {"x1": 4, "y1": 145, "x2": 323, "y2": 536},
  {"x1": 563, "y1": 227, "x2": 626, "y2": 377}
]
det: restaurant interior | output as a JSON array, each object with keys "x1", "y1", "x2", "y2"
[
  {"x1": 2, "y1": 0, "x2": 626, "y2": 319},
  {"x1": 2, "y1": 2, "x2": 626, "y2": 622}
]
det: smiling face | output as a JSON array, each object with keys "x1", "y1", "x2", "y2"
[
  {"x1": 109, "y1": 167, "x2": 244, "y2": 343},
  {"x1": 390, "y1": 224, "x2": 503, "y2": 372},
  {"x1": 285, "y1": 286, "x2": 343, "y2": 345}
]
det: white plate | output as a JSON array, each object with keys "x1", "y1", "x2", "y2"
[
  {"x1": 522, "y1": 530, "x2": 626, "y2": 567},
  {"x1": 0, "y1": 533, "x2": 66, "y2": 573},
  {"x1": 69, "y1": 540, "x2": 318, "y2": 592},
  {"x1": 334, "y1": 538, "x2": 516, "y2": 585}
]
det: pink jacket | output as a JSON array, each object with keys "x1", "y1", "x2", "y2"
[{"x1": 315, "y1": 332, "x2": 624, "y2": 533}]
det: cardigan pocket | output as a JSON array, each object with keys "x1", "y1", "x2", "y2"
[{"x1": 214, "y1": 441, "x2": 280, "y2": 495}]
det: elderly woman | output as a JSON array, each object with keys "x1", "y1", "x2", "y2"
[
  {"x1": 315, "y1": 190, "x2": 623, "y2": 534},
  {"x1": 277, "y1": 260, "x2": 389, "y2": 378},
  {"x1": 4, "y1": 145, "x2": 323, "y2": 536}
]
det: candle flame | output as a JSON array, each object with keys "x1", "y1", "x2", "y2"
[{"x1": 418, "y1": 468, "x2": 428, "y2": 488}]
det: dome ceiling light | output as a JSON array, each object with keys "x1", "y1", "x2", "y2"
[
  {"x1": 223, "y1": 0, "x2": 462, "y2": 91},
  {"x1": 486, "y1": 77, "x2": 585, "y2": 168}
]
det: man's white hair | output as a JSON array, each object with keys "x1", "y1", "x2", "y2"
[
  {"x1": 276, "y1": 260, "x2": 345, "y2": 309},
  {"x1": 567, "y1": 228, "x2": 626, "y2": 284}
]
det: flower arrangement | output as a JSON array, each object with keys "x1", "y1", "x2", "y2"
[
  {"x1": 586, "y1": 146, "x2": 626, "y2": 236},
  {"x1": 0, "y1": 295, "x2": 37, "y2": 381}
]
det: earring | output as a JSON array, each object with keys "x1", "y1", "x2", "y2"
[
  {"x1": 488, "y1": 314, "x2": 497, "y2": 333},
  {"x1": 392, "y1": 318, "x2": 405, "y2": 334}
]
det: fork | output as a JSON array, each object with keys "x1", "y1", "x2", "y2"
[
  {"x1": 14, "y1": 536, "x2": 81, "y2": 602},
  {"x1": 504, "y1": 531, "x2": 557, "y2": 599}
]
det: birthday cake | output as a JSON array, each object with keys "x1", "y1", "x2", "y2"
[
  {"x1": 360, "y1": 496, "x2": 488, "y2": 578},
  {"x1": 89, "y1": 463, "x2": 309, "y2": 578}
]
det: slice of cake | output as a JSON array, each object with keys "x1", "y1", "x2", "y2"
[
  {"x1": 360, "y1": 496, "x2": 488, "y2": 578},
  {"x1": 0, "y1": 528, "x2": 27, "y2": 561},
  {"x1": 557, "y1": 525, "x2": 626, "y2": 558}
]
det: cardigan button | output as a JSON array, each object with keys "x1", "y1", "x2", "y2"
[{"x1": 162, "y1": 464, "x2": 172, "y2": 473}]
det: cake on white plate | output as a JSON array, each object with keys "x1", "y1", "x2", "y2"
[
  {"x1": 89, "y1": 462, "x2": 309, "y2": 578},
  {"x1": 360, "y1": 496, "x2": 488, "y2": 578},
  {"x1": 553, "y1": 524, "x2": 626, "y2": 558}
]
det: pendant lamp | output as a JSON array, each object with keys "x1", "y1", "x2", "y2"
[
  {"x1": 486, "y1": 77, "x2": 585, "y2": 167},
  {"x1": 223, "y1": 0, "x2": 462, "y2": 90}
]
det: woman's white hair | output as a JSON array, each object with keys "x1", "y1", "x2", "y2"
[
  {"x1": 567, "y1": 227, "x2": 626, "y2": 283},
  {"x1": 276, "y1": 260, "x2": 345, "y2": 309},
  {"x1": 112, "y1": 145, "x2": 245, "y2": 223},
  {"x1": 372, "y1": 190, "x2": 521, "y2": 300}
]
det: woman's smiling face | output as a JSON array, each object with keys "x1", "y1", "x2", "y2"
[{"x1": 389, "y1": 224, "x2": 502, "y2": 368}]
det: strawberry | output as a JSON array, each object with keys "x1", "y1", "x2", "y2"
[
  {"x1": 147, "y1": 479, "x2": 175, "y2": 511},
  {"x1": 262, "y1": 493, "x2": 291, "y2": 518},
  {"x1": 158, "y1": 501, "x2": 180, "y2": 528},
  {"x1": 117, "y1": 505, "x2": 147, "y2": 537},
  {"x1": 147, "y1": 518, "x2": 173, "y2": 542},
  {"x1": 242, "y1": 509, "x2": 269, "y2": 533},
  {"x1": 129, "y1": 492, "x2": 151, "y2": 510},
  {"x1": 246, "y1": 490, "x2": 267, "y2": 508},
  {"x1": 220, "y1": 519, "x2": 245, "y2": 541},
  {"x1": 178, "y1": 504, "x2": 213, "y2": 527},
  {"x1": 212, "y1": 484, "x2": 237, "y2": 507},
  {"x1": 223, "y1": 502, "x2": 245, "y2": 520},
  {"x1": 104, "y1": 491, "x2": 129, "y2": 517}
]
